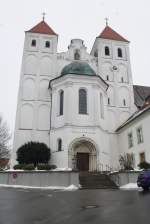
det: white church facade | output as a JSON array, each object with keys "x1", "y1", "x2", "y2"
[{"x1": 12, "y1": 19, "x2": 150, "y2": 171}]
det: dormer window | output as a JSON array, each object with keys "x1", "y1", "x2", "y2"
[
  {"x1": 45, "y1": 41, "x2": 50, "y2": 48},
  {"x1": 118, "y1": 48, "x2": 123, "y2": 58},
  {"x1": 31, "y1": 39, "x2": 36, "y2": 47},
  {"x1": 74, "y1": 50, "x2": 80, "y2": 60},
  {"x1": 105, "y1": 46, "x2": 110, "y2": 56}
]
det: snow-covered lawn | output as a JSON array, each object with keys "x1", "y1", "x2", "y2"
[
  {"x1": 120, "y1": 183, "x2": 140, "y2": 190},
  {"x1": 0, "y1": 184, "x2": 78, "y2": 191}
]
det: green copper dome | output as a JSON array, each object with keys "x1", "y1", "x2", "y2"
[{"x1": 61, "y1": 62, "x2": 96, "y2": 76}]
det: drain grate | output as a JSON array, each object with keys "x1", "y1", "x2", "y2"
[{"x1": 82, "y1": 205, "x2": 99, "y2": 209}]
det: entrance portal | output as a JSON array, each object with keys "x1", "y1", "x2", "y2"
[
  {"x1": 77, "y1": 153, "x2": 89, "y2": 171},
  {"x1": 68, "y1": 138, "x2": 97, "y2": 171}
]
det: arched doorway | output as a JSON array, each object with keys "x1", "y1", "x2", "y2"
[{"x1": 68, "y1": 138, "x2": 97, "y2": 171}]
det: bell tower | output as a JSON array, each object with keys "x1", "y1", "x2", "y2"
[
  {"x1": 91, "y1": 22, "x2": 136, "y2": 130},
  {"x1": 12, "y1": 18, "x2": 58, "y2": 165}
]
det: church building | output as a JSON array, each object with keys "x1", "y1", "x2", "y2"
[{"x1": 12, "y1": 18, "x2": 150, "y2": 171}]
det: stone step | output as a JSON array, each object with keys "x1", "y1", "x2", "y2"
[
  {"x1": 79, "y1": 172, "x2": 118, "y2": 189},
  {"x1": 80, "y1": 182, "x2": 117, "y2": 186},
  {"x1": 80, "y1": 186, "x2": 118, "y2": 189},
  {"x1": 80, "y1": 177, "x2": 110, "y2": 181}
]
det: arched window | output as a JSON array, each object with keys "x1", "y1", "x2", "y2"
[
  {"x1": 31, "y1": 39, "x2": 36, "y2": 47},
  {"x1": 45, "y1": 41, "x2": 50, "y2": 48},
  {"x1": 106, "y1": 75, "x2": 109, "y2": 81},
  {"x1": 74, "y1": 50, "x2": 80, "y2": 60},
  {"x1": 94, "y1": 50, "x2": 98, "y2": 57},
  {"x1": 118, "y1": 48, "x2": 123, "y2": 58},
  {"x1": 100, "y1": 93, "x2": 104, "y2": 119},
  {"x1": 105, "y1": 46, "x2": 110, "y2": 56},
  {"x1": 79, "y1": 89, "x2": 87, "y2": 114},
  {"x1": 123, "y1": 99, "x2": 126, "y2": 106},
  {"x1": 58, "y1": 139, "x2": 62, "y2": 151},
  {"x1": 121, "y1": 77, "x2": 124, "y2": 83},
  {"x1": 59, "y1": 90, "x2": 64, "y2": 116}
]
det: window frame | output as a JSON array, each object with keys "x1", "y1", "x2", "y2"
[
  {"x1": 123, "y1": 99, "x2": 126, "y2": 106},
  {"x1": 121, "y1": 77, "x2": 124, "y2": 83},
  {"x1": 78, "y1": 88, "x2": 88, "y2": 115},
  {"x1": 59, "y1": 90, "x2": 64, "y2": 116},
  {"x1": 31, "y1": 39, "x2": 36, "y2": 47},
  {"x1": 105, "y1": 46, "x2": 110, "y2": 56},
  {"x1": 100, "y1": 93, "x2": 104, "y2": 119},
  {"x1": 136, "y1": 126, "x2": 144, "y2": 144},
  {"x1": 45, "y1": 41, "x2": 50, "y2": 48},
  {"x1": 57, "y1": 138, "x2": 62, "y2": 151},
  {"x1": 106, "y1": 75, "x2": 109, "y2": 81},
  {"x1": 128, "y1": 132, "x2": 133, "y2": 148},
  {"x1": 118, "y1": 48, "x2": 123, "y2": 58},
  {"x1": 139, "y1": 152, "x2": 145, "y2": 163},
  {"x1": 74, "y1": 49, "x2": 80, "y2": 60}
]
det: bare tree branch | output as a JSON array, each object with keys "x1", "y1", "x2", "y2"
[{"x1": 0, "y1": 116, "x2": 11, "y2": 159}]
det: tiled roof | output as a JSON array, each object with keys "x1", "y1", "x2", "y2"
[
  {"x1": 133, "y1": 85, "x2": 150, "y2": 108},
  {"x1": 98, "y1": 26, "x2": 129, "y2": 42},
  {"x1": 116, "y1": 104, "x2": 150, "y2": 132},
  {"x1": 27, "y1": 20, "x2": 57, "y2": 35},
  {"x1": 116, "y1": 85, "x2": 150, "y2": 131}
]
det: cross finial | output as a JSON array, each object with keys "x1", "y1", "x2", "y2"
[
  {"x1": 105, "y1": 17, "x2": 109, "y2": 26},
  {"x1": 42, "y1": 12, "x2": 46, "y2": 21}
]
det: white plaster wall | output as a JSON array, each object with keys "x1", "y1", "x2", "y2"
[
  {"x1": 20, "y1": 103, "x2": 34, "y2": 129},
  {"x1": 91, "y1": 38, "x2": 136, "y2": 127},
  {"x1": 118, "y1": 86, "x2": 130, "y2": 107},
  {"x1": 50, "y1": 126, "x2": 111, "y2": 169},
  {"x1": 40, "y1": 56, "x2": 52, "y2": 76},
  {"x1": 12, "y1": 31, "x2": 58, "y2": 166},
  {"x1": 24, "y1": 55, "x2": 38, "y2": 75},
  {"x1": 118, "y1": 110, "x2": 150, "y2": 168},
  {"x1": 49, "y1": 74, "x2": 115, "y2": 169},
  {"x1": 22, "y1": 77, "x2": 36, "y2": 100},
  {"x1": 13, "y1": 30, "x2": 137, "y2": 171},
  {"x1": 39, "y1": 79, "x2": 50, "y2": 101},
  {"x1": 50, "y1": 75, "x2": 108, "y2": 130}
]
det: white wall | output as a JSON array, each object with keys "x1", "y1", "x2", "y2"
[{"x1": 118, "y1": 109, "x2": 150, "y2": 167}]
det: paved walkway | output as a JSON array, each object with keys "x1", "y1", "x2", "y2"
[{"x1": 0, "y1": 188, "x2": 149, "y2": 224}]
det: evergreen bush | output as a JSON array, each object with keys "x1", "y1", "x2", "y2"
[
  {"x1": 23, "y1": 164, "x2": 35, "y2": 170},
  {"x1": 16, "y1": 141, "x2": 51, "y2": 167},
  {"x1": 49, "y1": 164, "x2": 57, "y2": 170},
  {"x1": 13, "y1": 164, "x2": 24, "y2": 170},
  {"x1": 37, "y1": 164, "x2": 57, "y2": 170},
  {"x1": 138, "y1": 161, "x2": 150, "y2": 170}
]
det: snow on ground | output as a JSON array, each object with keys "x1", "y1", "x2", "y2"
[
  {"x1": 52, "y1": 168, "x2": 72, "y2": 171},
  {"x1": 120, "y1": 183, "x2": 140, "y2": 190},
  {"x1": 4, "y1": 168, "x2": 73, "y2": 172},
  {"x1": 0, "y1": 184, "x2": 78, "y2": 191}
]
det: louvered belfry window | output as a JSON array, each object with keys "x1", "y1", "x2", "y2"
[
  {"x1": 79, "y1": 89, "x2": 87, "y2": 114},
  {"x1": 105, "y1": 46, "x2": 110, "y2": 56}
]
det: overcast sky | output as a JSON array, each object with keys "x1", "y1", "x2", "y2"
[{"x1": 0, "y1": 0, "x2": 150, "y2": 136}]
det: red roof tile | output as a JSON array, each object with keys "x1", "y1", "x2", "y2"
[
  {"x1": 27, "y1": 20, "x2": 57, "y2": 35},
  {"x1": 98, "y1": 26, "x2": 129, "y2": 42}
]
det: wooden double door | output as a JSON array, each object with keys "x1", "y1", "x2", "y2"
[{"x1": 76, "y1": 153, "x2": 89, "y2": 171}]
